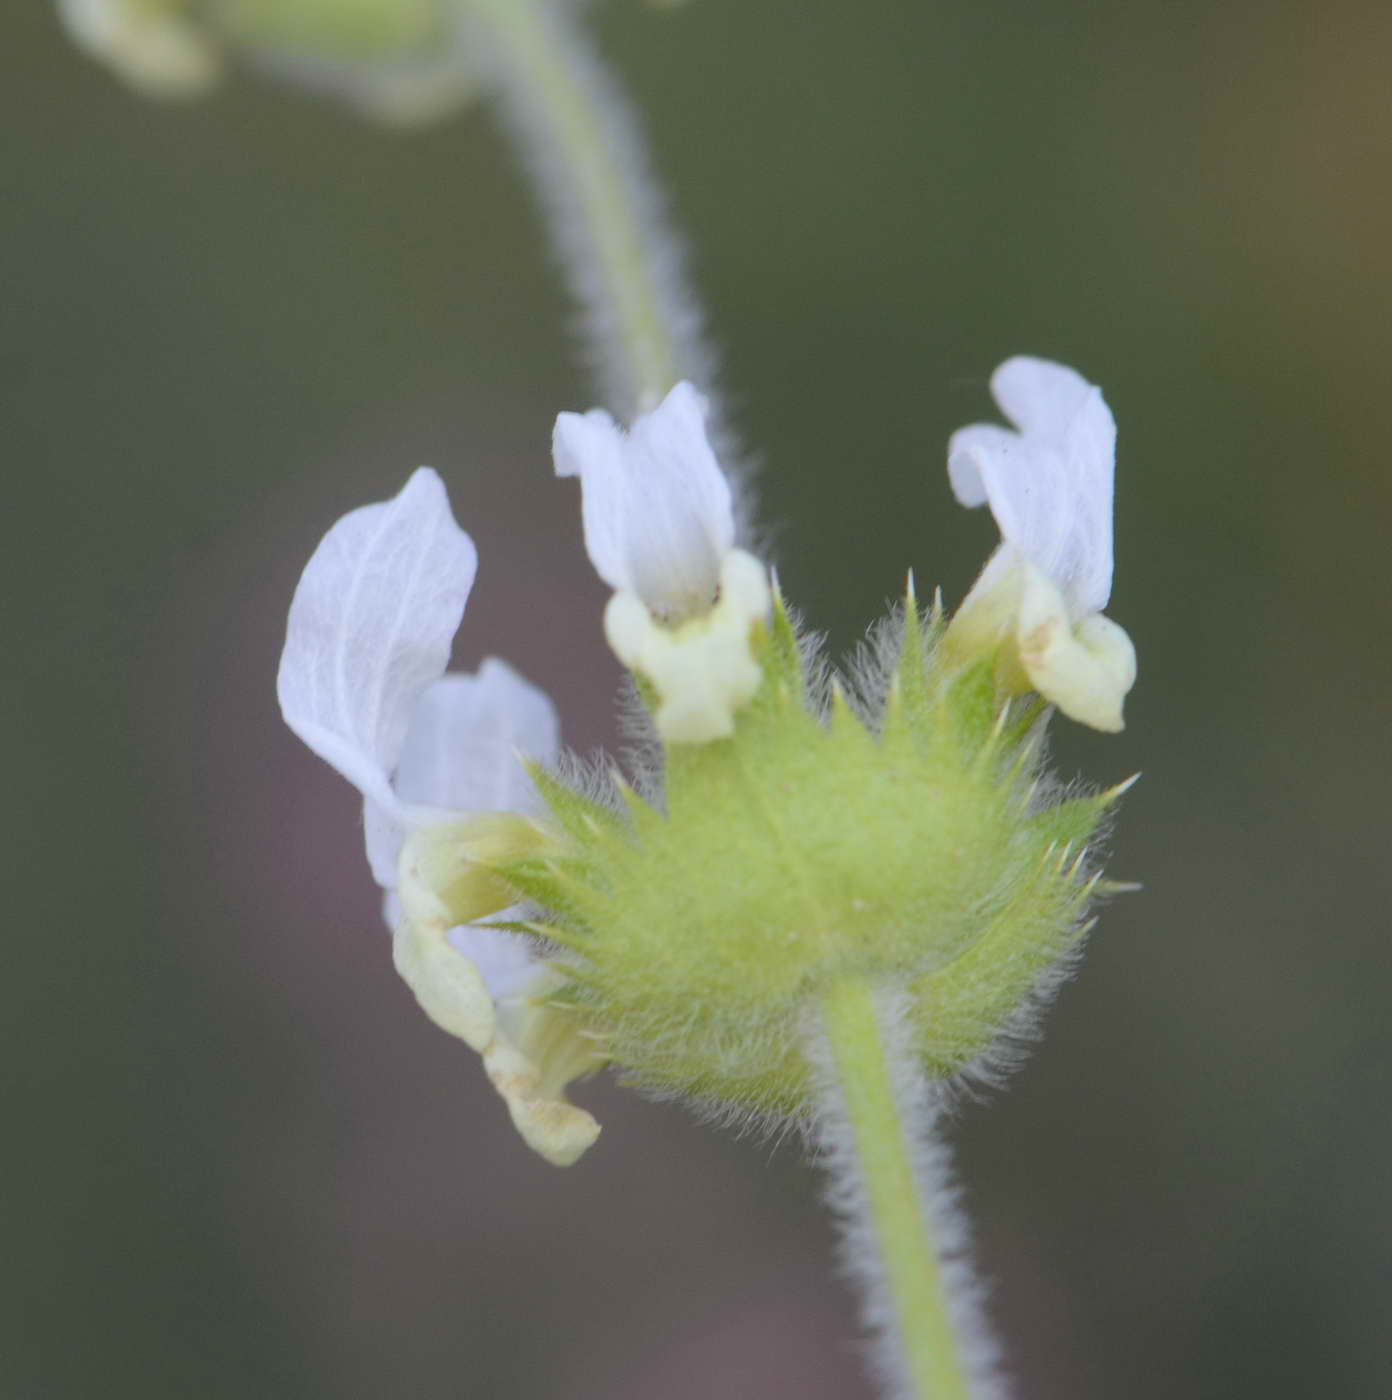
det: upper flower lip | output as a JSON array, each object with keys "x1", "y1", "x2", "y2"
[
  {"x1": 553, "y1": 381, "x2": 736, "y2": 621},
  {"x1": 275, "y1": 468, "x2": 559, "y2": 884},
  {"x1": 276, "y1": 466, "x2": 479, "y2": 823},
  {"x1": 947, "y1": 356, "x2": 1116, "y2": 620}
]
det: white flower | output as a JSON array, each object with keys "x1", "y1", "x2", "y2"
[
  {"x1": 946, "y1": 356, "x2": 1137, "y2": 732},
  {"x1": 277, "y1": 469, "x2": 601, "y2": 1165},
  {"x1": 554, "y1": 380, "x2": 734, "y2": 619},
  {"x1": 247, "y1": 42, "x2": 480, "y2": 129},
  {"x1": 554, "y1": 381, "x2": 771, "y2": 743},
  {"x1": 58, "y1": 0, "x2": 480, "y2": 125},
  {"x1": 58, "y1": 0, "x2": 221, "y2": 98}
]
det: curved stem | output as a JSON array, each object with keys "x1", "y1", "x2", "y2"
[
  {"x1": 463, "y1": 0, "x2": 702, "y2": 417},
  {"x1": 818, "y1": 979, "x2": 999, "y2": 1400}
]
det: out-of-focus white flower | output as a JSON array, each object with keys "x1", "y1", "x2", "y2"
[
  {"x1": 57, "y1": 0, "x2": 481, "y2": 125},
  {"x1": 946, "y1": 356, "x2": 1136, "y2": 732},
  {"x1": 277, "y1": 469, "x2": 601, "y2": 1165},
  {"x1": 230, "y1": 1, "x2": 480, "y2": 128},
  {"x1": 554, "y1": 381, "x2": 771, "y2": 743},
  {"x1": 248, "y1": 44, "x2": 478, "y2": 127},
  {"x1": 58, "y1": 0, "x2": 221, "y2": 98}
]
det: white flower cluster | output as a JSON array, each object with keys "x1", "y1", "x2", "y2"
[
  {"x1": 276, "y1": 358, "x2": 1133, "y2": 1163},
  {"x1": 277, "y1": 386, "x2": 761, "y2": 1164}
]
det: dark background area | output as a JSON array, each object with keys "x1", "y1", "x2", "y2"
[{"x1": 5, "y1": 1, "x2": 1390, "y2": 1396}]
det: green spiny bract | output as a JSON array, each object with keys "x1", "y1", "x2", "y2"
[{"x1": 505, "y1": 585, "x2": 1123, "y2": 1123}]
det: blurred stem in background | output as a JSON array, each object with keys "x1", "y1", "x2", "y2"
[{"x1": 464, "y1": 0, "x2": 710, "y2": 420}]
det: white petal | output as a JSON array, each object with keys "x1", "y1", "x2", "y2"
[
  {"x1": 481, "y1": 952, "x2": 605, "y2": 1167},
  {"x1": 395, "y1": 659, "x2": 559, "y2": 812},
  {"x1": 552, "y1": 409, "x2": 631, "y2": 590},
  {"x1": 483, "y1": 1024, "x2": 602, "y2": 1168},
  {"x1": 395, "y1": 917, "x2": 603, "y2": 1167},
  {"x1": 364, "y1": 799, "x2": 405, "y2": 890},
  {"x1": 448, "y1": 918, "x2": 546, "y2": 1000},
  {"x1": 991, "y1": 357, "x2": 1099, "y2": 441},
  {"x1": 277, "y1": 468, "x2": 478, "y2": 818},
  {"x1": 948, "y1": 357, "x2": 1116, "y2": 618},
  {"x1": 363, "y1": 658, "x2": 559, "y2": 887},
  {"x1": 392, "y1": 919, "x2": 497, "y2": 1052},
  {"x1": 554, "y1": 381, "x2": 734, "y2": 619},
  {"x1": 946, "y1": 425, "x2": 1018, "y2": 508}
]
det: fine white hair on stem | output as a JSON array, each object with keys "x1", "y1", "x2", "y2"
[
  {"x1": 461, "y1": 0, "x2": 757, "y2": 539},
  {"x1": 809, "y1": 986, "x2": 1010, "y2": 1400}
]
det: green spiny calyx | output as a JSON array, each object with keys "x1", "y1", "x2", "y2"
[{"x1": 505, "y1": 582, "x2": 1125, "y2": 1121}]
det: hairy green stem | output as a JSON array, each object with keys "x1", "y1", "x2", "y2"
[
  {"x1": 820, "y1": 980, "x2": 979, "y2": 1400},
  {"x1": 464, "y1": 0, "x2": 694, "y2": 415}
]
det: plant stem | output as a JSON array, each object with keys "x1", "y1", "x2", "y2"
[
  {"x1": 463, "y1": 0, "x2": 700, "y2": 417},
  {"x1": 818, "y1": 979, "x2": 991, "y2": 1400}
]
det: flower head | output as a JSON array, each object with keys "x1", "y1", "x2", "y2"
[
  {"x1": 554, "y1": 381, "x2": 771, "y2": 743},
  {"x1": 945, "y1": 356, "x2": 1137, "y2": 731},
  {"x1": 277, "y1": 469, "x2": 600, "y2": 1166},
  {"x1": 275, "y1": 379, "x2": 1134, "y2": 1158}
]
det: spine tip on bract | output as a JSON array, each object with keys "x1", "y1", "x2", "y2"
[
  {"x1": 827, "y1": 676, "x2": 859, "y2": 730},
  {"x1": 1101, "y1": 771, "x2": 1142, "y2": 804}
]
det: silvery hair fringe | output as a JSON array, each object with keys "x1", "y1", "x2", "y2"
[{"x1": 464, "y1": 0, "x2": 758, "y2": 540}]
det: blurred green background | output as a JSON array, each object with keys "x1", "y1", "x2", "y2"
[{"x1": 6, "y1": 1, "x2": 1391, "y2": 1396}]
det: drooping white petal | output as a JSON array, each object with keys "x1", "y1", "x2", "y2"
[
  {"x1": 393, "y1": 918, "x2": 498, "y2": 1052},
  {"x1": 363, "y1": 658, "x2": 560, "y2": 888},
  {"x1": 277, "y1": 467, "x2": 477, "y2": 818},
  {"x1": 483, "y1": 1013, "x2": 603, "y2": 1168},
  {"x1": 395, "y1": 914, "x2": 603, "y2": 1167},
  {"x1": 948, "y1": 356, "x2": 1116, "y2": 618},
  {"x1": 1015, "y1": 562, "x2": 1137, "y2": 732},
  {"x1": 553, "y1": 381, "x2": 735, "y2": 619}
]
